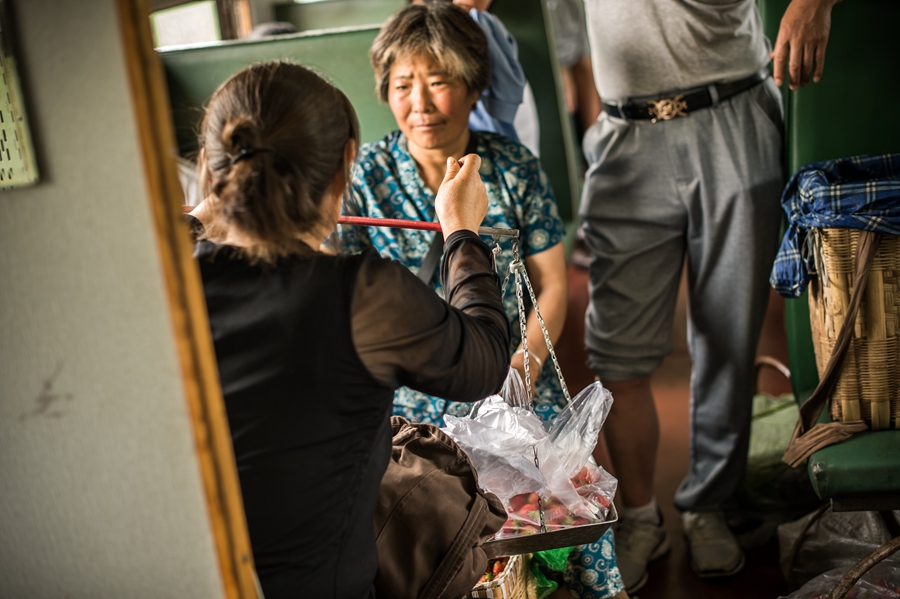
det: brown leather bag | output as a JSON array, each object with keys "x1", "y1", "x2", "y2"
[{"x1": 374, "y1": 416, "x2": 507, "y2": 599}]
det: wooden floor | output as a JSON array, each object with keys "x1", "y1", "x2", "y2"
[{"x1": 557, "y1": 263, "x2": 794, "y2": 599}]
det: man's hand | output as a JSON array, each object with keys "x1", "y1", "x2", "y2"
[{"x1": 771, "y1": 0, "x2": 841, "y2": 90}]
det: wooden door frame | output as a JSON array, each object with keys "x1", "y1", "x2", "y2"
[
  {"x1": 115, "y1": 1, "x2": 258, "y2": 598},
  {"x1": 216, "y1": 0, "x2": 252, "y2": 40}
]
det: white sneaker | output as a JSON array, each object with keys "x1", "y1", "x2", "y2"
[
  {"x1": 613, "y1": 512, "x2": 670, "y2": 594},
  {"x1": 682, "y1": 510, "x2": 745, "y2": 578}
]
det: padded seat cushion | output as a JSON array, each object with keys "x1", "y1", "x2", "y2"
[{"x1": 805, "y1": 391, "x2": 900, "y2": 500}]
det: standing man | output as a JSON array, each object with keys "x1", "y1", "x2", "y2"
[{"x1": 579, "y1": 0, "x2": 840, "y2": 593}]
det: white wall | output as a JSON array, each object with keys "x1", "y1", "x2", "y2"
[{"x1": 0, "y1": 1, "x2": 226, "y2": 597}]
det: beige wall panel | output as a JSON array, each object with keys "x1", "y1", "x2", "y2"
[{"x1": 0, "y1": 1, "x2": 226, "y2": 597}]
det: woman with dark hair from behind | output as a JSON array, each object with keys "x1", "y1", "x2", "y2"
[{"x1": 187, "y1": 60, "x2": 510, "y2": 599}]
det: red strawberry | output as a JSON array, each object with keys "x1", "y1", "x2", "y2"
[{"x1": 509, "y1": 494, "x2": 527, "y2": 512}]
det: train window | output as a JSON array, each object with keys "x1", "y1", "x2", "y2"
[{"x1": 150, "y1": 1, "x2": 221, "y2": 48}]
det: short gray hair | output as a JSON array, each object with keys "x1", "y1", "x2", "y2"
[{"x1": 370, "y1": 2, "x2": 490, "y2": 102}]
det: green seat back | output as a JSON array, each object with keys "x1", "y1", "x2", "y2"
[
  {"x1": 756, "y1": 0, "x2": 819, "y2": 399},
  {"x1": 160, "y1": 27, "x2": 394, "y2": 157}
]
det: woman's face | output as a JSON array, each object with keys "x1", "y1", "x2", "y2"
[{"x1": 387, "y1": 53, "x2": 479, "y2": 155}]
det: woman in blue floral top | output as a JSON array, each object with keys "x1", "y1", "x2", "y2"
[
  {"x1": 335, "y1": 4, "x2": 627, "y2": 599},
  {"x1": 337, "y1": 2, "x2": 568, "y2": 426}
]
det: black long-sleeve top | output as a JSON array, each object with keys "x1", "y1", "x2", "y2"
[{"x1": 192, "y1": 221, "x2": 509, "y2": 599}]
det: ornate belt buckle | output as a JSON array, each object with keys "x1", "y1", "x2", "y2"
[{"x1": 647, "y1": 94, "x2": 688, "y2": 123}]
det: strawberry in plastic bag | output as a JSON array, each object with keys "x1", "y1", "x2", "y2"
[
  {"x1": 572, "y1": 464, "x2": 616, "y2": 521},
  {"x1": 498, "y1": 463, "x2": 617, "y2": 537},
  {"x1": 443, "y1": 370, "x2": 618, "y2": 539}
]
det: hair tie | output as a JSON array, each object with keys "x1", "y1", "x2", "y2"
[{"x1": 230, "y1": 146, "x2": 276, "y2": 166}]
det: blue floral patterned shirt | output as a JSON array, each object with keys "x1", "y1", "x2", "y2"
[{"x1": 335, "y1": 130, "x2": 567, "y2": 426}]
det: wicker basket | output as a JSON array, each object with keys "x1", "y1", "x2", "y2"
[
  {"x1": 467, "y1": 554, "x2": 534, "y2": 599},
  {"x1": 807, "y1": 228, "x2": 900, "y2": 430}
]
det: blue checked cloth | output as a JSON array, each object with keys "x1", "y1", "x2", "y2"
[{"x1": 770, "y1": 154, "x2": 900, "y2": 298}]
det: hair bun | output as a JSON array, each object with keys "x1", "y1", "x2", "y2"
[
  {"x1": 222, "y1": 117, "x2": 262, "y2": 155},
  {"x1": 198, "y1": 61, "x2": 360, "y2": 263}
]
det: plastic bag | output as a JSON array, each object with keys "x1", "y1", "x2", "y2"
[
  {"x1": 530, "y1": 546, "x2": 575, "y2": 599},
  {"x1": 548, "y1": 382, "x2": 613, "y2": 478},
  {"x1": 498, "y1": 363, "x2": 531, "y2": 409},
  {"x1": 444, "y1": 395, "x2": 550, "y2": 503},
  {"x1": 779, "y1": 509, "x2": 900, "y2": 588},
  {"x1": 443, "y1": 369, "x2": 617, "y2": 539},
  {"x1": 572, "y1": 461, "x2": 617, "y2": 520},
  {"x1": 779, "y1": 563, "x2": 900, "y2": 599}
]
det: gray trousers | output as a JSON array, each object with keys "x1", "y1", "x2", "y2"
[{"x1": 579, "y1": 78, "x2": 785, "y2": 511}]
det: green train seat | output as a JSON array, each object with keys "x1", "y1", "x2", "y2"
[
  {"x1": 759, "y1": 0, "x2": 900, "y2": 510},
  {"x1": 160, "y1": 27, "x2": 395, "y2": 156}
]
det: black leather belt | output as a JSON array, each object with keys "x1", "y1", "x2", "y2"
[{"x1": 602, "y1": 70, "x2": 768, "y2": 122}]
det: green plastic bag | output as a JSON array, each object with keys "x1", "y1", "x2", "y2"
[{"x1": 530, "y1": 546, "x2": 575, "y2": 599}]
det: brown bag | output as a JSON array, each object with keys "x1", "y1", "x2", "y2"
[{"x1": 374, "y1": 416, "x2": 507, "y2": 599}]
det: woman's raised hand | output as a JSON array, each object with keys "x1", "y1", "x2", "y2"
[{"x1": 434, "y1": 154, "x2": 488, "y2": 236}]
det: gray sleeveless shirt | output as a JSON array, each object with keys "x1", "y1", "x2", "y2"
[{"x1": 585, "y1": 0, "x2": 771, "y2": 102}]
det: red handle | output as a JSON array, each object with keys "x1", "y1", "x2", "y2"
[
  {"x1": 183, "y1": 208, "x2": 516, "y2": 237},
  {"x1": 338, "y1": 216, "x2": 442, "y2": 232},
  {"x1": 338, "y1": 215, "x2": 519, "y2": 239}
]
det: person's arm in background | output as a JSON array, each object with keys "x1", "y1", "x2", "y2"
[
  {"x1": 771, "y1": 0, "x2": 842, "y2": 90},
  {"x1": 455, "y1": 0, "x2": 526, "y2": 141},
  {"x1": 570, "y1": 53, "x2": 600, "y2": 130},
  {"x1": 548, "y1": 0, "x2": 600, "y2": 130}
]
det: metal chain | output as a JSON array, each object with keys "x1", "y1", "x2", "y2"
[
  {"x1": 518, "y1": 258, "x2": 572, "y2": 404},
  {"x1": 509, "y1": 239, "x2": 532, "y2": 399},
  {"x1": 491, "y1": 235, "x2": 501, "y2": 276},
  {"x1": 533, "y1": 446, "x2": 547, "y2": 533},
  {"x1": 496, "y1": 235, "x2": 512, "y2": 297}
]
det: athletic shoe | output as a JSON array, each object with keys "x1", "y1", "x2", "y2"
[
  {"x1": 613, "y1": 510, "x2": 670, "y2": 594},
  {"x1": 682, "y1": 510, "x2": 745, "y2": 578}
]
